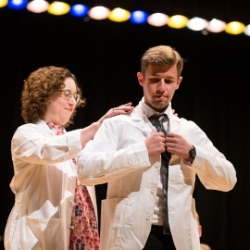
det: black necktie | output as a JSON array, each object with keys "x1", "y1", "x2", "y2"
[{"x1": 149, "y1": 114, "x2": 171, "y2": 234}]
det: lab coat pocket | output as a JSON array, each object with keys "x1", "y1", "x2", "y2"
[
  {"x1": 101, "y1": 198, "x2": 122, "y2": 249},
  {"x1": 101, "y1": 197, "x2": 146, "y2": 250},
  {"x1": 100, "y1": 197, "x2": 136, "y2": 250},
  {"x1": 101, "y1": 197, "x2": 135, "y2": 232},
  {"x1": 108, "y1": 197, "x2": 135, "y2": 225}
]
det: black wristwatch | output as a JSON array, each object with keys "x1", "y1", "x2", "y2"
[{"x1": 186, "y1": 145, "x2": 196, "y2": 164}]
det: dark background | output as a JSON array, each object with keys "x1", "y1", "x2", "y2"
[{"x1": 0, "y1": 1, "x2": 250, "y2": 249}]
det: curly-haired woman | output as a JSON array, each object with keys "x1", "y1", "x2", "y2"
[{"x1": 4, "y1": 66, "x2": 133, "y2": 250}]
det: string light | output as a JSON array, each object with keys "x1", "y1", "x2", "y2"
[
  {"x1": 168, "y1": 15, "x2": 188, "y2": 29},
  {"x1": 88, "y1": 6, "x2": 110, "y2": 20},
  {"x1": 147, "y1": 13, "x2": 168, "y2": 27},
  {"x1": 225, "y1": 21, "x2": 245, "y2": 35},
  {"x1": 26, "y1": 0, "x2": 48, "y2": 13},
  {"x1": 0, "y1": 0, "x2": 8, "y2": 8},
  {"x1": 129, "y1": 10, "x2": 148, "y2": 24},
  {"x1": 7, "y1": 0, "x2": 27, "y2": 10},
  {"x1": 245, "y1": 25, "x2": 250, "y2": 37},
  {"x1": 187, "y1": 17, "x2": 208, "y2": 31},
  {"x1": 47, "y1": 1, "x2": 70, "y2": 15},
  {"x1": 206, "y1": 19, "x2": 226, "y2": 33},
  {"x1": 70, "y1": 4, "x2": 88, "y2": 18},
  {"x1": 109, "y1": 7, "x2": 130, "y2": 22},
  {"x1": 1, "y1": 0, "x2": 250, "y2": 37}
]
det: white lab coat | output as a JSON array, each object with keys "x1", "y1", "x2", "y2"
[
  {"x1": 77, "y1": 100, "x2": 237, "y2": 250},
  {"x1": 4, "y1": 120, "x2": 97, "y2": 250}
]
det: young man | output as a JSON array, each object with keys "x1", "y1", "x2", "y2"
[{"x1": 77, "y1": 45, "x2": 237, "y2": 250}]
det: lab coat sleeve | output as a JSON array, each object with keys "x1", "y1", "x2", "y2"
[
  {"x1": 12, "y1": 124, "x2": 82, "y2": 166},
  {"x1": 182, "y1": 120, "x2": 237, "y2": 192},
  {"x1": 77, "y1": 118, "x2": 152, "y2": 185}
]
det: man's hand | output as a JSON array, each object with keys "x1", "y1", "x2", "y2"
[
  {"x1": 165, "y1": 132, "x2": 192, "y2": 159},
  {"x1": 145, "y1": 130, "x2": 166, "y2": 158}
]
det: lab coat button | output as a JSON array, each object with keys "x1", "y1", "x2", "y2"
[
  {"x1": 154, "y1": 163, "x2": 160, "y2": 169},
  {"x1": 146, "y1": 216, "x2": 150, "y2": 220}
]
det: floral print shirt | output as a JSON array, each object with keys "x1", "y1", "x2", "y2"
[{"x1": 46, "y1": 122, "x2": 100, "y2": 250}]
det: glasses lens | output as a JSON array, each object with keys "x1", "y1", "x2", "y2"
[
  {"x1": 61, "y1": 90, "x2": 70, "y2": 99},
  {"x1": 61, "y1": 90, "x2": 80, "y2": 102},
  {"x1": 76, "y1": 94, "x2": 81, "y2": 102},
  {"x1": 73, "y1": 93, "x2": 80, "y2": 102}
]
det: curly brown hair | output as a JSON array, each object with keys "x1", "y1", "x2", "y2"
[{"x1": 21, "y1": 66, "x2": 85, "y2": 127}]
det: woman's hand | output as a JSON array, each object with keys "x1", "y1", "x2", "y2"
[
  {"x1": 172, "y1": 109, "x2": 178, "y2": 117},
  {"x1": 99, "y1": 102, "x2": 134, "y2": 123},
  {"x1": 81, "y1": 102, "x2": 134, "y2": 148}
]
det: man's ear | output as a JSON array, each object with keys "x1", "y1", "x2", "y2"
[
  {"x1": 176, "y1": 76, "x2": 183, "y2": 89},
  {"x1": 137, "y1": 72, "x2": 144, "y2": 86}
]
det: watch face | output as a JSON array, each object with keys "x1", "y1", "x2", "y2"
[{"x1": 189, "y1": 146, "x2": 196, "y2": 159}]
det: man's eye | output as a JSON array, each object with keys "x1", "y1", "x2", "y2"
[
  {"x1": 165, "y1": 80, "x2": 174, "y2": 84},
  {"x1": 150, "y1": 79, "x2": 159, "y2": 83}
]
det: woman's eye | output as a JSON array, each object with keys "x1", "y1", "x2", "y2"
[{"x1": 64, "y1": 90, "x2": 71, "y2": 97}]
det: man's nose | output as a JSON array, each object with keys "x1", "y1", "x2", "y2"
[{"x1": 157, "y1": 79, "x2": 166, "y2": 89}]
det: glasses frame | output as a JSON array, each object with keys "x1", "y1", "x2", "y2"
[{"x1": 60, "y1": 89, "x2": 81, "y2": 103}]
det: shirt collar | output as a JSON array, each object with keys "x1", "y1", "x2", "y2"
[
  {"x1": 139, "y1": 97, "x2": 172, "y2": 119},
  {"x1": 46, "y1": 121, "x2": 65, "y2": 135}
]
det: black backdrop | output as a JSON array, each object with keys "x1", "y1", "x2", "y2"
[{"x1": 0, "y1": 7, "x2": 250, "y2": 250}]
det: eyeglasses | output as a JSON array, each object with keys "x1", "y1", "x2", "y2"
[{"x1": 60, "y1": 89, "x2": 81, "y2": 103}]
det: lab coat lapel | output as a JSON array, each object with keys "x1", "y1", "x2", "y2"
[
  {"x1": 130, "y1": 108, "x2": 154, "y2": 137},
  {"x1": 168, "y1": 112, "x2": 181, "y2": 133},
  {"x1": 36, "y1": 119, "x2": 57, "y2": 136},
  {"x1": 86, "y1": 186, "x2": 98, "y2": 223}
]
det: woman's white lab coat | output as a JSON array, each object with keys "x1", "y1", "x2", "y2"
[{"x1": 4, "y1": 120, "x2": 97, "y2": 250}]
